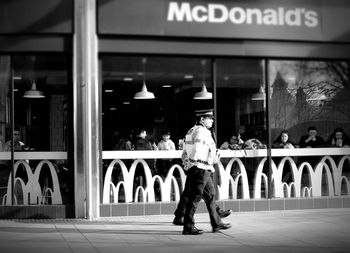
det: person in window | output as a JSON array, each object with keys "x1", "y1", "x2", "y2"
[
  {"x1": 298, "y1": 126, "x2": 325, "y2": 169},
  {"x1": 135, "y1": 128, "x2": 158, "y2": 177},
  {"x1": 272, "y1": 130, "x2": 295, "y2": 149},
  {"x1": 3, "y1": 129, "x2": 30, "y2": 151},
  {"x1": 181, "y1": 108, "x2": 231, "y2": 235},
  {"x1": 327, "y1": 127, "x2": 350, "y2": 148},
  {"x1": 115, "y1": 130, "x2": 134, "y2": 151},
  {"x1": 298, "y1": 126, "x2": 325, "y2": 148},
  {"x1": 157, "y1": 131, "x2": 175, "y2": 151},
  {"x1": 272, "y1": 130, "x2": 297, "y2": 182},
  {"x1": 157, "y1": 131, "x2": 175, "y2": 178},
  {"x1": 135, "y1": 129, "x2": 152, "y2": 151},
  {"x1": 220, "y1": 134, "x2": 244, "y2": 150}
]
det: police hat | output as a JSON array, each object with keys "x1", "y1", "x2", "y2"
[{"x1": 195, "y1": 108, "x2": 214, "y2": 118}]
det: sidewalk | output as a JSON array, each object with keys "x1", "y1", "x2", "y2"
[{"x1": 1, "y1": 208, "x2": 350, "y2": 253}]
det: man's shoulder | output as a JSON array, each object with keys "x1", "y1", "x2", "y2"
[
  {"x1": 192, "y1": 125, "x2": 207, "y2": 133},
  {"x1": 187, "y1": 125, "x2": 200, "y2": 135}
]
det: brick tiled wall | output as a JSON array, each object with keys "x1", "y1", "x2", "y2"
[{"x1": 100, "y1": 196, "x2": 350, "y2": 217}]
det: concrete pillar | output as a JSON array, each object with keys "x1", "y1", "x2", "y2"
[{"x1": 73, "y1": 0, "x2": 100, "y2": 219}]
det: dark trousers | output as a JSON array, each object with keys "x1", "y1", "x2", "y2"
[
  {"x1": 183, "y1": 167, "x2": 221, "y2": 230},
  {"x1": 174, "y1": 172, "x2": 218, "y2": 218}
]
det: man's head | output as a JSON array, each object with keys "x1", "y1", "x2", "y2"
[
  {"x1": 307, "y1": 126, "x2": 317, "y2": 137},
  {"x1": 229, "y1": 135, "x2": 239, "y2": 145},
  {"x1": 195, "y1": 109, "x2": 214, "y2": 129},
  {"x1": 13, "y1": 129, "x2": 21, "y2": 142},
  {"x1": 162, "y1": 131, "x2": 171, "y2": 141},
  {"x1": 333, "y1": 128, "x2": 344, "y2": 140},
  {"x1": 138, "y1": 129, "x2": 147, "y2": 139}
]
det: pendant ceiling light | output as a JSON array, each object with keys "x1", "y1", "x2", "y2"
[
  {"x1": 194, "y1": 82, "x2": 213, "y2": 100},
  {"x1": 23, "y1": 80, "x2": 45, "y2": 98},
  {"x1": 134, "y1": 81, "x2": 155, "y2": 99},
  {"x1": 194, "y1": 59, "x2": 212, "y2": 100},
  {"x1": 251, "y1": 86, "x2": 265, "y2": 101},
  {"x1": 134, "y1": 57, "x2": 155, "y2": 100}
]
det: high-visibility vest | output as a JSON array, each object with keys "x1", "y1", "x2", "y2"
[{"x1": 182, "y1": 125, "x2": 219, "y2": 172}]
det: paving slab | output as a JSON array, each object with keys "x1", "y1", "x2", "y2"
[{"x1": 1, "y1": 208, "x2": 350, "y2": 253}]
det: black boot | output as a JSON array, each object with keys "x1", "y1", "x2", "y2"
[
  {"x1": 172, "y1": 216, "x2": 184, "y2": 225},
  {"x1": 216, "y1": 206, "x2": 232, "y2": 218},
  {"x1": 183, "y1": 226, "x2": 204, "y2": 235},
  {"x1": 212, "y1": 223, "x2": 232, "y2": 232}
]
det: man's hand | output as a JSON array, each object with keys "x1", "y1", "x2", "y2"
[{"x1": 305, "y1": 135, "x2": 315, "y2": 143}]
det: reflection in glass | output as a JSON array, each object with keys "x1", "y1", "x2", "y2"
[{"x1": 269, "y1": 60, "x2": 350, "y2": 145}]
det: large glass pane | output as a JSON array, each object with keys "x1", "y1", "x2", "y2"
[
  {"x1": 216, "y1": 59, "x2": 267, "y2": 198},
  {"x1": 269, "y1": 60, "x2": 350, "y2": 195},
  {"x1": 12, "y1": 55, "x2": 70, "y2": 152},
  {"x1": 0, "y1": 54, "x2": 73, "y2": 205},
  {"x1": 216, "y1": 59, "x2": 266, "y2": 145},
  {"x1": 101, "y1": 55, "x2": 213, "y2": 151},
  {"x1": 269, "y1": 60, "x2": 350, "y2": 146}
]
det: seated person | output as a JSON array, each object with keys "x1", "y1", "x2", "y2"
[
  {"x1": 220, "y1": 134, "x2": 244, "y2": 150},
  {"x1": 157, "y1": 131, "x2": 176, "y2": 151},
  {"x1": 157, "y1": 131, "x2": 176, "y2": 178},
  {"x1": 115, "y1": 130, "x2": 134, "y2": 150},
  {"x1": 135, "y1": 129, "x2": 153, "y2": 151},
  {"x1": 3, "y1": 129, "x2": 30, "y2": 151},
  {"x1": 298, "y1": 126, "x2": 325, "y2": 148},
  {"x1": 327, "y1": 127, "x2": 350, "y2": 148},
  {"x1": 298, "y1": 126, "x2": 325, "y2": 168},
  {"x1": 272, "y1": 130, "x2": 295, "y2": 149},
  {"x1": 134, "y1": 128, "x2": 157, "y2": 175},
  {"x1": 243, "y1": 138, "x2": 266, "y2": 149}
]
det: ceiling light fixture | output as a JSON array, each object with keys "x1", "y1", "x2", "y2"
[
  {"x1": 251, "y1": 86, "x2": 265, "y2": 101},
  {"x1": 134, "y1": 81, "x2": 155, "y2": 99},
  {"x1": 134, "y1": 57, "x2": 155, "y2": 99},
  {"x1": 194, "y1": 83, "x2": 213, "y2": 100},
  {"x1": 194, "y1": 59, "x2": 212, "y2": 100},
  {"x1": 23, "y1": 80, "x2": 45, "y2": 98}
]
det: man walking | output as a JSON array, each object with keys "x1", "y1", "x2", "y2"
[
  {"x1": 181, "y1": 109, "x2": 231, "y2": 235},
  {"x1": 173, "y1": 181, "x2": 232, "y2": 225}
]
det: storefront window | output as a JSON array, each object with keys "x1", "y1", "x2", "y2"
[
  {"x1": 101, "y1": 55, "x2": 213, "y2": 151},
  {"x1": 0, "y1": 54, "x2": 72, "y2": 205},
  {"x1": 100, "y1": 56, "x2": 350, "y2": 202},
  {"x1": 269, "y1": 60, "x2": 350, "y2": 147}
]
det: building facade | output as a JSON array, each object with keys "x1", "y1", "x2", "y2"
[{"x1": 1, "y1": 0, "x2": 350, "y2": 219}]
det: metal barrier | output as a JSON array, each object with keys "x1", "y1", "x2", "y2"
[
  {"x1": 1, "y1": 150, "x2": 349, "y2": 205},
  {"x1": 0, "y1": 152, "x2": 67, "y2": 205},
  {"x1": 102, "y1": 149, "x2": 350, "y2": 203}
]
